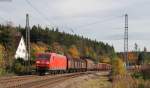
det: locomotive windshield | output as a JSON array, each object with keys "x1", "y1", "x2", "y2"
[{"x1": 37, "y1": 54, "x2": 50, "y2": 60}]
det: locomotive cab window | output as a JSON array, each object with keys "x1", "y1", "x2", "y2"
[{"x1": 37, "y1": 54, "x2": 50, "y2": 60}]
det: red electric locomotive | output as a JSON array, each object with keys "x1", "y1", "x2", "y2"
[{"x1": 36, "y1": 53, "x2": 67, "y2": 75}]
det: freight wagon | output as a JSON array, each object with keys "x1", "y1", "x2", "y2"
[
  {"x1": 82, "y1": 57, "x2": 95, "y2": 71},
  {"x1": 94, "y1": 63, "x2": 112, "y2": 71},
  {"x1": 67, "y1": 55, "x2": 86, "y2": 72}
]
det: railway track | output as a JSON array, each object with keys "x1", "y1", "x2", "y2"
[
  {"x1": 30, "y1": 72, "x2": 89, "y2": 88},
  {"x1": 0, "y1": 75, "x2": 37, "y2": 83},
  {"x1": 0, "y1": 75, "x2": 55, "y2": 88},
  {"x1": 1, "y1": 72, "x2": 92, "y2": 88}
]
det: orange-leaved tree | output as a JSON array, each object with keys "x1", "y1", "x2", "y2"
[
  {"x1": 84, "y1": 47, "x2": 97, "y2": 60},
  {"x1": 32, "y1": 42, "x2": 48, "y2": 53},
  {"x1": 51, "y1": 42, "x2": 64, "y2": 55},
  {"x1": 68, "y1": 45, "x2": 80, "y2": 59},
  {"x1": 31, "y1": 42, "x2": 48, "y2": 60},
  {"x1": 100, "y1": 56, "x2": 111, "y2": 64},
  {"x1": 112, "y1": 57, "x2": 126, "y2": 75}
]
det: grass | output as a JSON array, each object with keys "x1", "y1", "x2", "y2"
[
  {"x1": 112, "y1": 75, "x2": 150, "y2": 88},
  {"x1": 80, "y1": 76, "x2": 112, "y2": 88}
]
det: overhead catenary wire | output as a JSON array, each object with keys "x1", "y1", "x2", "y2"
[
  {"x1": 59, "y1": 15, "x2": 124, "y2": 34},
  {"x1": 25, "y1": 0, "x2": 56, "y2": 28},
  {"x1": 24, "y1": 0, "x2": 124, "y2": 36},
  {"x1": 74, "y1": 15, "x2": 124, "y2": 29},
  {"x1": 60, "y1": 15, "x2": 124, "y2": 34}
]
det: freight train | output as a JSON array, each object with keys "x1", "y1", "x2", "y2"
[{"x1": 35, "y1": 52, "x2": 111, "y2": 75}]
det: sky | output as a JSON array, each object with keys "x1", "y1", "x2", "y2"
[{"x1": 0, "y1": 0, "x2": 150, "y2": 52}]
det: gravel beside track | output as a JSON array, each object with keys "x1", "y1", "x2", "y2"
[
  {"x1": 0, "y1": 72, "x2": 92, "y2": 88},
  {"x1": 0, "y1": 75, "x2": 37, "y2": 83},
  {"x1": 30, "y1": 72, "x2": 88, "y2": 88},
  {"x1": 54, "y1": 71, "x2": 111, "y2": 88}
]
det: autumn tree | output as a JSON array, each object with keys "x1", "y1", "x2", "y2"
[
  {"x1": 112, "y1": 58, "x2": 126, "y2": 75},
  {"x1": 68, "y1": 45, "x2": 80, "y2": 59},
  {"x1": 84, "y1": 47, "x2": 97, "y2": 60},
  {"x1": 0, "y1": 44, "x2": 6, "y2": 75},
  {"x1": 0, "y1": 24, "x2": 115, "y2": 74},
  {"x1": 50, "y1": 42, "x2": 64, "y2": 55},
  {"x1": 100, "y1": 56, "x2": 111, "y2": 64},
  {"x1": 84, "y1": 47, "x2": 90, "y2": 57},
  {"x1": 31, "y1": 42, "x2": 48, "y2": 60}
]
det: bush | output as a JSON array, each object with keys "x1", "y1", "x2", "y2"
[
  {"x1": 13, "y1": 58, "x2": 27, "y2": 75},
  {"x1": 14, "y1": 62, "x2": 26, "y2": 75},
  {"x1": 0, "y1": 68, "x2": 6, "y2": 76},
  {"x1": 142, "y1": 64, "x2": 150, "y2": 80},
  {"x1": 138, "y1": 83, "x2": 144, "y2": 88},
  {"x1": 132, "y1": 72, "x2": 143, "y2": 79},
  {"x1": 132, "y1": 67, "x2": 150, "y2": 80}
]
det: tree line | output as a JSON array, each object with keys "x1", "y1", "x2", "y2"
[{"x1": 0, "y1": 24, "x2": 115, "y2": 75}]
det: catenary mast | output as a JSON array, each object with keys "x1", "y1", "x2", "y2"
[{"x1": 124, "y1": 14, "x2": 129, "y2": 68}]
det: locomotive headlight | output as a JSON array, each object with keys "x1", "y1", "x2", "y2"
[{"x1": 36, "y1": 61, "x2": 40, "y2": 64}]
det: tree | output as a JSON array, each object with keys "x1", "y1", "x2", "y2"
[
  {"x1": 112, "y1": 58, "x2": 126, "y2": 75},
  {"x1": 0, "y1": 24, "x2": 115, "y2": 75},
  {"x1": 46, "y1": 43, "x2": 66, "y2": 55},
  {"x1": 32, "y1": 42, "x2": 47, "y2": 53},
  {"x1": 0, "y1": 44, "x2": 6, "y2": 75},
  {"x1": 144, "y1": 47, "x2": 147, "y2": 52},
  {"x1": 138, "y1": 52, "x2": 144, "y2": 65},
  {"x1": 84, "y1": 47, "x2": 90, "y2": 57},
  {"x1": 137, "y1": 47, "x2": 147, "y2": 65},
  {"x1": 68, "y1": 45, "x2": 80, "y2": 59},
  {"x1": 134, "y1": 43, "x2": 138, "y2": 52},
  {"x1": 100, "y1": 56, "x2": 111, "y2": 64},
  {"x1": 31, "y1": 42, "x2": 48, "y2": 60}
]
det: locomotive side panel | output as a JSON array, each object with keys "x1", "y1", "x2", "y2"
[{"x1": 49, "y1": 53, "x2": 67, "y2": 70}]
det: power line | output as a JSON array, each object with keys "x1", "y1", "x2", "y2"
[
  {"x1": 25, "y1": 0, "x2": 56, "y2": 27},
  {"x1": 75, "y1": 15, "x2": 124, "y2": 29},
  {"x1": 59, "y1": 15, "x2": 124, "y2": 33},
  {"x1": 24, "y1": 0, "x2": 124, "y2": 37},
  {"x1": 25, "y1": 0, "x2": 73, "y2": 34},
  {"x1": 59, "y1": 15, "x2": 123, "y2": 34}
]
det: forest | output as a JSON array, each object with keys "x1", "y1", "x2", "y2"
[{"x1": 0, "y1": 24, "x2": 115, "y2": 75}]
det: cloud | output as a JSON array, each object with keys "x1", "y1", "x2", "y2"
[{"x1": 0, "y1": 0, "x2": 150, "y2": 51}]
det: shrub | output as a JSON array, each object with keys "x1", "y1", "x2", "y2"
[
  {"x1": 138, "y1": 83, "x2": 144, "y2": 88},
  {"x1": 132, "y1": 72, "x2": 143, "y2": 79},
  {"x1": 13, "y1": 58, "x2": 27, "y2": 75},
  {"x1": 0, "y1": 68, "x2": 6, "y2": 76}
]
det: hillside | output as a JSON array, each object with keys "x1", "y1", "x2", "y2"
[{"x1": 0, "y1": 24, "x2": 115, "y2": 74}]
